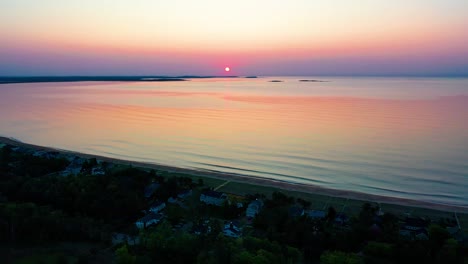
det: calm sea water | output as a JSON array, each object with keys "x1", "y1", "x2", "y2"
[{"x1": 1, "y1": 77, "x2": 467, "y2": 207}]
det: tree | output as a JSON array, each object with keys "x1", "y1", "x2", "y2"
[
  {"x1": 326, "y1": 207, "x2": 337, "y2": 224},
  {"x1": 429, "y1": 224, "x2": 449, "y2": 244},
  {"x1": 0, "y1": 145, "x2": 12, "y2": 171},
  {"x1": 297, "y1": 198, "x2": 311, "y2": 209},
  {"x1": 269, "y1": 192, "x2": 294, "y2": 207},
  {"x1": 320, "y1": 251, "x2": 363, "y2": 264},
  {"x1": 115, "y1": 245, "x2": 136, "y2": 264},
  {"x1": 363, "y1": 242, "x2": 394, "y2": 263},
  {"x1": 89, "y1": 158, "x2": 98, "y2": 167},
  {"x1": 428, "y1": 224, "x2": 451, "y2": 259},
  {"x1": 381, "y1": 213, "x2": 399, "y2": 242},
  {"x1": 436, "y1": 238, "x2": 459, "y2": 264},
  {"x1": 358, "y1": 203, "x2": 377, "y2": 227},
  {"x1": 149, "y1": 169, "x2": 156, "y2": 178}
]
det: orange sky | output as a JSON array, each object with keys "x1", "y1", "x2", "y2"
[{"x1": 1, "y1": 0, "x2": 467, "y2": 75}]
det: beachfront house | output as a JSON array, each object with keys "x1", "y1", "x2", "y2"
[
  {"x1": 200, "y1": 190, "x2": 228, "y2": 206},
  {"x1": 12, "y1": 146, "x2": 34, "y2": 155},
  {"x1": 135, "y1": 213, "x2": 164, "y2": 229},
  {"x1": 33, "y1": 150, "x2": 59, "y2": 159},
  {"x1": 246, "y1": 199, "x2": 264, "y2": 219},
  {"x1": 149, "y1": 201, "x2": 166, "y2": 213}
]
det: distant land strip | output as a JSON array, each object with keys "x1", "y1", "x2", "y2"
[{"x1": 0, "y1": 76, "x2": 240, "y2": 84}]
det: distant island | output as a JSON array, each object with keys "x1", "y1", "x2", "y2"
[
  {"x1": 269, "y1": 80, "x2": 284, "y2": 82},
  {"x1": 0, "y1": 76, "x2": 240, "y2": 84},
  {"x1": 299, "y1": 79, "x2": 327, "y2": 82}
]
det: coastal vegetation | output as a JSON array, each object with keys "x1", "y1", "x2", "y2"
[{"x1": 0, "y1": 144, "x2": 466, "y2": 263}]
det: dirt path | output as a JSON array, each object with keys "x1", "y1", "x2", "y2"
[{"x1": 214, "y1": 180, "x2": 231, "y2": 191}]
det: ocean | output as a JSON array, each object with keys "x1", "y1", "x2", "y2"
[{"x1": 1, "y1": 77, "x2": 467, "y2": 208}]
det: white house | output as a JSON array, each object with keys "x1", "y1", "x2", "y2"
[
  {"x1": 149, "y1": 201, "x2": 166, "y2": 213},
  {"x1": 200, "y1": 190, "x2": 228, "y2": 206},
  {"x1": 135, "y1": 213, "x2": 163, "y2": 229},
  {"x1": 246, "y1": 200, "x2": 264, "y2": 219}
]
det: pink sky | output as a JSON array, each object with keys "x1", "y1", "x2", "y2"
[{"x1": 1, "y1": 0, "x2": 467, "y2": 76}]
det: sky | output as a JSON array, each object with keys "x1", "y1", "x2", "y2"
[{"x1": 1, "y1": 0, "x2": 467, "y2": 76}]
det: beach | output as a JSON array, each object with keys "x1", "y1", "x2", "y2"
[{"x1": 2, "y1": 136, "x2": 466, "y2": 220}]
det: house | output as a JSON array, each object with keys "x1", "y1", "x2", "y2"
[
  {"x1": 246, "y1": 199, "x2": 264, "y2": 219},
  {"x1": 200, "y1": 190, "x2": 228, "y2": 206},
  {"x1": 168, "y1": 197, "x2": 178, "y2": 203},
  {"x1": 304, "y1": 210, "x2": 326, "y2": 220},
  {"x1": 61, "y1": 156, "x2": 85, "y2": 176},
  {"x1": 399, "y1": 230, "x2": 412, "y2": 238},
  {"x1": 149, "y1": 201, "x2": 166, "y2": 213},
  {"x1": 177, "y1": 189, "x2": 193, "y2": 199},
  {"x1": 399, "y1": 217, "x2": 429, "y2": 240},
  {"x1": 33, "y1": 150, "x2": 59, "y2": 159},
  {"x1": 144, "y1": 182, "x2": 160, "y2": 198},
  {"x1": 12, "y1": 146, "x2": 34, "y2": 155},
  {"x1": 223, "y1": 222, "x2": 241, "y2": 238},
  {"x1": 91, "y1": 167, "x2": 105, "y2": 176},
  {"x1": 135, "y1": 213, "x2": 163, "y2": 229},
  {"x1": 334, "y1": 213, "x2": 349, "y2": 225},
  {"x1": 402, "y1": 217, "x2": 428, "y2": 231},
  {"x1": 415, "y1": 232, "x2": 429, "y2": 240}
]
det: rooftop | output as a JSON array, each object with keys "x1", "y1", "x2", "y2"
[
  {"x1": 137, "y1": 213, "x2": 163, "y2": 223},
  {"x1": 202, "y1": 190, "x2": 226, "y2": 199}
]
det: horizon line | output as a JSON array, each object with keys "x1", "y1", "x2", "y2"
[{"x1": 1, "y1": 74, "x2": 467, "y2": 78}]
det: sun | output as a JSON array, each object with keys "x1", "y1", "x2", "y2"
[{"x1": 224, "y1": 67, "x2": 230, "y2": 72}]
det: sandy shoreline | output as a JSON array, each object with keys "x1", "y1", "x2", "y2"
[{"x1": 1, "y1": 136, "x2": 467, "y2": 214}]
